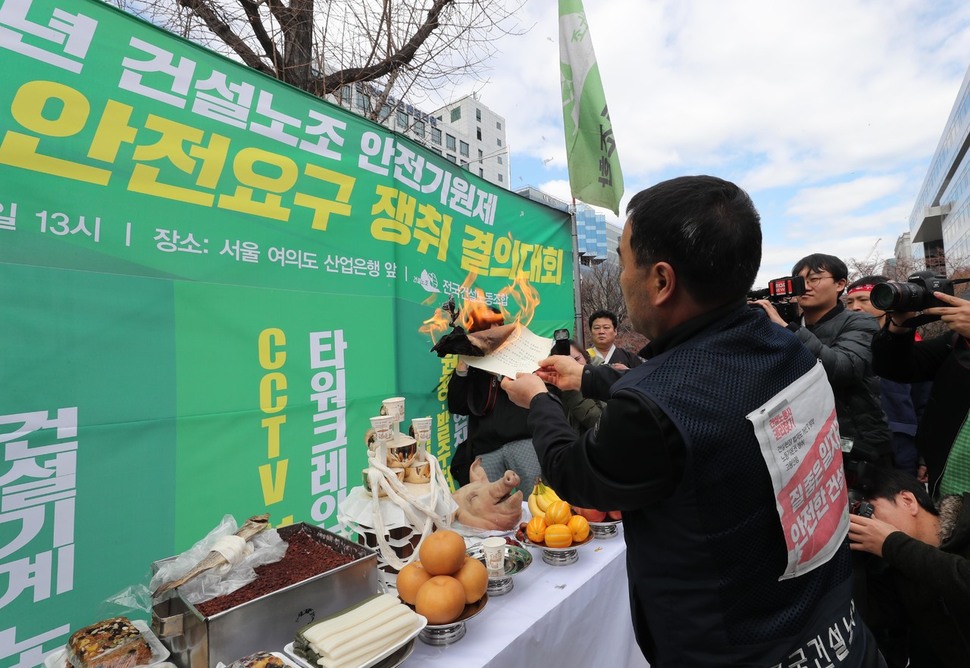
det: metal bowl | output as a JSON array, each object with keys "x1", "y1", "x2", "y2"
[
  {"x1": 409, "y1": 594, "x2": 488, "y2": 645},
  {"x1": 524, "y1": 533, "x2": 594, "y2": 566},
  {"x1": 465, "y1": 539, "x2": 532, "y2": 595},
  {"x1": 589, "y1": 519, "x2": 622, "y2": 539}
]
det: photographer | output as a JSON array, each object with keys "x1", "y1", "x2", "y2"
[
  {"x1": 845, "y1": 276, "x2": 932, "y2": 479},
  {"x1": 848, "y1": 465, "x2": 970, "y2": 668},
  {"x1": 754, "y1": 253, "x2": 893, "y2": 468},
  {"x1": 871, "y1": 289, "x2": 970, "y2": 498}
]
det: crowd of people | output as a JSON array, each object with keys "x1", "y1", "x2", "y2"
[{"x1": 445, "y1": 175, "x2": 970, "y2": 667}]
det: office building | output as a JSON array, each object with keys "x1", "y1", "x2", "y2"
[
  {"x1": 908, "y1": 63, "x2": 970, "y2": 272},
  {"x1": 514, "y1": 186, "x2": 610, "y2": 265},
  {"x1": 327, "y1": 84, "x2": 509, "y2": 188}
]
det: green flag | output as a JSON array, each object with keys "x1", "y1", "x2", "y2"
[{"x1": 559, "y1": 0, "x2": 624, "y2": 216}]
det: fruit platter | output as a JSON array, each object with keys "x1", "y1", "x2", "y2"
[
  {"x1": 394, "y1": 529, "x2": 490, "y2": 645},
  {"x1": 518, "y1": 479, "x2": 595, "y2": 565}
]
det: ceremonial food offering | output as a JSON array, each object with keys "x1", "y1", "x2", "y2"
[{"x1": 65, "y1": 616, "x2": 153, "y2": 668}]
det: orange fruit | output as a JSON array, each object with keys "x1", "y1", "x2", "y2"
[
  {"x1": 568, "y1": 515, "x2": 590, "y2": 542},
  {"x1": 545, "y1": 500, "x2": 572, "y2": 526}
]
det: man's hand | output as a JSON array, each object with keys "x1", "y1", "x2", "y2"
[
  {"x1": 500, "y1": 373, "x2": 548, "y2": 409},
  {"x1": 533, "y1": 355, "x2": 584, "y2": 391},
  {"x1": 924, "y1": 291, "x2": 970, "y2": 338},
  {"x1": 750, "y1": 299, "x2": 789, "y2": 327},
  {"x1": 848, "y1": 514, "x2": 900, "y2": 557}
]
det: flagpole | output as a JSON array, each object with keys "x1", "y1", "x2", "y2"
[{"x1": 570, "y1": 197, "x2": 583, "y2": 346}]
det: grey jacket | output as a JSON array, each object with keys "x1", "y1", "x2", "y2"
[{"x1": 792, "y1": 304, "x2": 892, "y2": 461}]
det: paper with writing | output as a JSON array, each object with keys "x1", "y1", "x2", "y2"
[{"x1": 462, "y1": 325, "x2": 553, "y2": 377}]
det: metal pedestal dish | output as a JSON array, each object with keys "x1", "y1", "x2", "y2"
[
  {"x1": 415, "y1": 594, "x2": 488, "y2": 646},
  {"x1": 465, "y1": 539, "x2": 532, "y2": 596},
  {"x1": 525, "y1": 534, "x2": 594, "y2": 566},
  {"x1": 589, "y1": 519, "x2": 621, "y2": 539}
]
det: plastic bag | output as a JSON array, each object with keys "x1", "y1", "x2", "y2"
[
  {"x1": 104, "y1": 515, "x2": 286, "y2": 615},
  {"x1": 148, "y1": 514, "x2": 286, "y2": 605}
]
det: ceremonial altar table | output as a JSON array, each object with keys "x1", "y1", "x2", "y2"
[{"x1": 409, "y1": 530, "x2": 650, "y2": 668}]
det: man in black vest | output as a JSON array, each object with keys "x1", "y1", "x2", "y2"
[{"x1": 502, "y1": 176, "x2": 885, "y2": 667}]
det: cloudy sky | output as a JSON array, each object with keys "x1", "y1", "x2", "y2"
[{"x1": 439, "y1": 0, "x2": 970, "y2": 286}]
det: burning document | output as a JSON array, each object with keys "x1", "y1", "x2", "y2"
[{"x1": 462, "y1": 325, "x2": 553, "y2": 377}]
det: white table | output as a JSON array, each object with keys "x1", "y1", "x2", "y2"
[{"x1": 408, "y1": 529, "x2": 650, "y2": 668}]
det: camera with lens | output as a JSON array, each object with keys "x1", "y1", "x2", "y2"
[
  {"x1": 869, "y1": 270, "x2": 954, "y2": 312},
  {"x1": 748, "y1": 275, "x2": 806, "y2": 324}
]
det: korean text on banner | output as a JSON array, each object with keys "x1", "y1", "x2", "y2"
[
  {"x1": 746, "y1": 361, "x2": 850, "y2": 580},
  {"x1": 558, "y1": 0, "x2": 623, "y2": 215}
]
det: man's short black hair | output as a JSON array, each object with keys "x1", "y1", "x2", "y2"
[
  {"x1": 625, "y1": 176, "x2": 762, "y2": 306},
  {"x1": 860, "y1": 466, "x2": 939, "y2": 516},
  {"x1": 588, "y1": 309, "x2": 618, "y2": 330},
  {"x1": 791, "y1": 254, "x2": 849, "y2": 283}
]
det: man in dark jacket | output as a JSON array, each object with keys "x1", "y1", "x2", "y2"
[
  {"x1": 844, "y1": 276, "x2": 932, "y2": 478},
  {"x1": 501, "y1": 176, "x2": 884, "y2": 667},
  {"x1": 871, "y1": 290, "x2": 970, "y2": 498},
  {"x1": 754, "y1": 254, "x2": 893, "y2": 470},
  {"x1": 849, "y1": 466, "x2": 970, "y2": 667}
]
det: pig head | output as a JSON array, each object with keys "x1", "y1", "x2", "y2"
[{"x1": 452, "y1": 458, "x2": 523, "y2": 531}]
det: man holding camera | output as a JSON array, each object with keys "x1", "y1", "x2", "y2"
[
  {"x1": 844, "y1": 276, "x2": 932, "y2": 479},
  {"x1": 848, "y1": 465, "x2": 970, "y2": 667},
  {"x1": 755, "y1": 253, "x2": 893, "y2": 469},
  {"x1": 871, "y1": 286, "x2": 970, "y2": 498}
]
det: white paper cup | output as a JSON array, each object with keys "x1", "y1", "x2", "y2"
[
  {"x1": 382, "y1": 397, "x2": 406, "y2": 423},
  {"x1": 482, "y1": 537, "x2": 506, "y2": 577},
  {"x1": 370, "y1": 415, "x2": 395, "y2": 442},
  {"x1": 411, "y1": 416, "x2": 433, "y2": 448}
]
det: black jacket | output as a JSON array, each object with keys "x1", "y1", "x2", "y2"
[
  {"x1": 872, "y1": 329, "x2": 970, "y2": 496},
  {"x1": 447, "y1": 367, "x2": 530, "y2": 485},
  {"x1": 791, "y1": 304, "x2": 892, "y2": 463},
  {"x1": 880, "y1": 494, "x2": 970, "y2": 668}
]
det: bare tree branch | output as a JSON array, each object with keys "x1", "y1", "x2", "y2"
[
  {"x1": 174, "y1": 0, "x2": 275, "y2": 76},
  {"x1": 107, "y1": 0, "x2": 527, "y2": 104}
]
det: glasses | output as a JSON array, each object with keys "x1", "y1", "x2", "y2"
[{"x1": 805, "y1": 274, "x2": 833, "y2": 287}]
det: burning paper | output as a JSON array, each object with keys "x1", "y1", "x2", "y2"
[{"x1": 461, "y1": 324, "x2": 553, "y2": 377}]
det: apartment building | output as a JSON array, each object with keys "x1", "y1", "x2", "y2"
[{"x1": 327, "y1": 84, "x2": 509, "y2": 189}]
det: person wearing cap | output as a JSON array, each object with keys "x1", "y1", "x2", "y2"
[{"x1": 844, "y1": 276, "x2": 932, "y2": 480}]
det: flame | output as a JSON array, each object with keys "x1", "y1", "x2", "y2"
[{"x1": 419, "y1": 271, "x2": 541, "y2": 343}]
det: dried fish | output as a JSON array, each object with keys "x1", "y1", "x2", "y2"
[{"x1": 153, "y1": 513, "x2": 270, "y2": 597}]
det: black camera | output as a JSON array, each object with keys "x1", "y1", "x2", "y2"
[
  {"x1": 848, "y1": 494, "x2": 875, "y2": 518},
  {"x1": 748, "y1": 276, "x2": 806, "y2": 324},
  {"x1": 869, "y1": 270, "x2": 954, "y2": 312},
  {"x1": 553, "y1": 328, "x2": 570, "y2": 356}
]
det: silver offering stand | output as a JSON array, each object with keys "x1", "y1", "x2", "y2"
[
  {"x1": 527, "y1": 533, "x2": 594, "y2": 566},
  {"x1": 417, "y1": 594, "x2": 488, "y2": 645},
  {"x1": 466, "y1": 540, "x2": 532, "y2": 596},
  {"x1": 589, "y1": 519, "x2": 621, "y2": 539}
]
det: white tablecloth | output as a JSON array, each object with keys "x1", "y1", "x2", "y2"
[{"x1": 408, "y1": 529, "x2": 650, "y2": 668}]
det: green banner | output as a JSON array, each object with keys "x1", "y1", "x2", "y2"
[{"x1": 0, "y1": 0, "x2": 573, "y2": 663}]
